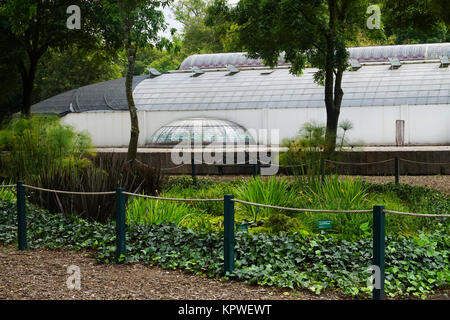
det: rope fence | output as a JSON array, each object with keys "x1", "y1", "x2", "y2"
[
  {"x1": 122, "y1": 191, "x2": 223, "y2": 202},
  {"x1": 325, "y1": 158, "x2": 395, "y2": 166},
  {"x1": 0, "y1": 185, "x2": 15, "y2": 188},
  {"x1": 2, "y1": 180, "x2": 449, "y2": 301},
  {"x1": 232, "y1": 199, "x2": 373, "y2": 214},
  {"x1": 383, "y1": 209, "x2": 450, "y2": 218},
  {"x1": 397, "y1": 158, "x2": 450, "y2": 166},
  {"x1": 23, "y1": 184, "x2": 116, "y2": 195}
]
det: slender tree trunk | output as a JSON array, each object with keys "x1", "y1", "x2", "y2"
[
  {"x1": 125, "y1": 44, "x2": 139, "y2": 163},
  {"x1": 19, "y1": 54, "x2": 39, "y2": 117},
  {"x1": 324, "y1": 37, "x2": 339, "y2": 154},
  {"x1": 323, "y1": 0, "x2": 343, "y2": 155}
]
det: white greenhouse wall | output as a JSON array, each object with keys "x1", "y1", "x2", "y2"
[{"x1": 60, "y1": 104, "x2": 450, "y2": 147}]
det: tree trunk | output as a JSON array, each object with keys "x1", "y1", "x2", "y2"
[
  {"x1": 125, "y1": 44, "x2": 139, "y2": 163},
  {"x1": 323, "y1": 36, "x2": 338, "y2": 154},
  {"x1": 19, "y1": 54, "x2": 39, "y2": 118},
  {"x1": 323, "y1": 0, "x2": 343, "y2": 155}
]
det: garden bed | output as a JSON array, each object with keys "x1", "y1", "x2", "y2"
[
  {"x1": 0, "y1": 185, "x2": 448, "y2": 299},
  {"x1": 187, "y1": 175, "x2": 450, "y2": 196},
  {"x1": 0, "y1": 244, "x2": 339, "y2": 300}
]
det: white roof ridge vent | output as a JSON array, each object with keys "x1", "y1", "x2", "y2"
[
  {"x1": 226, "y1": 64, "x2": 240, "y2": 76},
  {"x1": 260, "y1": 69, "x2": 275, "y2": 75},
  {"x1": 146, "y1": 68, "x2": 162, "y2": 78},
  {"x1": 388, "y1": 57, "x2": 402, "y2": 70},
  {"x1": 439, "y1": 56, "x2": 449, "y2": 68},
  {"x1": 191, "y1": 66, "x2": 205, "y2": 77},
  {"x1": 349, "y1": 59, "x2": 362, "y2": 71}
]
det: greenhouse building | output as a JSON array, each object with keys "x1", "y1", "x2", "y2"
[{"x1": 32, "y1": 43, "x2": 450, "y2": 148}]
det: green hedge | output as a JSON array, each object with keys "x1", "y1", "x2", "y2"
[{"x1": 0, "y1": 199, "x2": 448, "y2": 299}]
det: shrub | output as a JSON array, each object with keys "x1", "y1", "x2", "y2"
[
  {"x1": 0, "y1": 115, "x2": 92, "y2": 180},
  {"x1": 279, "y1": 120, "x2": 354, "y2": 178}
]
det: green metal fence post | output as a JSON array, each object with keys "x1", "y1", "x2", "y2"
[
  {"x1": 224, "y1": 195, "x2": 235, "y2": 274},
  {"x1": 253, "y1": 163, "x2": 258, "y2": 177},
  {"x1": 16, "y1": 181, "x2": 27, "y2": 251},
  {"x1": 191, "y1": 153, "x2": 197, "y2": 184},
  {"x1": 115, "y1": 187, "x2": 126, "y2": 263},
  {"x1": 395, "y1": 157, "x2": 399, "y2": 184},
  {"x1": 373, "y1": 205, "x2": 385, "y2": 300}
]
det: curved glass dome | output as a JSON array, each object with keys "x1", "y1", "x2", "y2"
[{"x1": 148, "y1": 118, "x2": 256, "y2": 147}]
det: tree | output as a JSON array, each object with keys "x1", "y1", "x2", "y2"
[
  {"x1": 0, "y1": 0, "x2": 108, "y2": 117},
  {"x1": 205, "y1": 0, "x2": 243, "y2": 52},
  {"x1": 133, "y1": 35, "x2": 183, "y2": 74},
  {"x1": 381, "y1": 0, "x2": 449, "y2": 44},
  {"x1": 228, "y1": 0, "x2": 373, "y2": 153},
  {"x1": 173, "y1": 0, "x2": 222, "y2": 54},
  {"x1": 105, "y1": 0, "x2": 170, "y2": 162},
  {"x1": 35, "y1": 44, "x2": 124, "y2": 102}
]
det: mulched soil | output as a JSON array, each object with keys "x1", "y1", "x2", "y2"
[
  {"x1": 1, "y1": 245, "x2": 448, "y2": 300},
  {"x1": 0, "y1": 244, "x2": 342, "y2": 300}
]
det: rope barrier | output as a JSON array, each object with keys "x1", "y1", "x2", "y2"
[
  {"x1": 0, "y1": 185, "x2": 15, "y2": 188},
  {"x1": 6, "y1": 183, "x2": 448, "y2": 218},
  {"x1": 23, "y1": 185, "x2": 116, "y2": 195},
  {"x1": 160, "y1": 163, "x2": 189, "y2": 171},
  {"x1": 325, "y1": 158, "x2": 395, "y2": 166},
  {"x1": 269, "y1": 160, "x2": 322, "y2": 168},
  {"x1": 122, "y1": 191, "x2": 223, "y2": 202},
  {"x1": 134, "y1": 159, "x2": 188, "y2": 171},
  {"x1": 383, "y1": 209, "x2": 450, "y2": 218},
  {"x1": 232, "y1": 199, "x2": 372, "y2": 214},
  {"x1": 398, "y1": 158, "x2": 450, "y2": 166}
]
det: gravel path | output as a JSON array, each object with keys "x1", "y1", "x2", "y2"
[{"x1": 0, "y1": 245, "x2": 341, "y2": 300}]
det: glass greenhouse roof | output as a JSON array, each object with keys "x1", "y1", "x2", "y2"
[
  {"x1": 179, "y1": 43, "x2": 450, "y2": 70},
  {"x1": 31, "y1": 44, "x2": 450, "y2": 116},
  {"x1": 133, "y1": 62, "x2": 450, "y2": 111},
  {"x1": 148, "y1": 118, "x2": 256, "y2": 146}
]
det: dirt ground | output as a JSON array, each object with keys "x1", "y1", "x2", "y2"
[
  {"x1": 1, "y1": 245, "x2": 448, "y2": 300},
  {"x1": 0, "y1": 245, "x2": 341, "y2": 300}
]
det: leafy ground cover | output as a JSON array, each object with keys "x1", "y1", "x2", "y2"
[{"x1": 0, "y1": 197, "x2": 448, "y2": 299}]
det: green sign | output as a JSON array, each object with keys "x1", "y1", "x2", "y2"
[
  {"x1": 318, "y1": 220, "x2": 332, "y2": 230},
  {"x1": 236, "y1": 224, "x2": 249, "y2": 232}
]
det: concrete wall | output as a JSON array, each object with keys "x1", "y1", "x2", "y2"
[
  {"x1": 96, "y1": 150, "x2": 450, "y2": 176},
  {"x1": 60, "y1": 104, "x2": 450, "y2": 147}
]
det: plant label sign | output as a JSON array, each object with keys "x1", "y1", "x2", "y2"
[
  {"x1": 236, "y1": 224, "x2": 249, "y2": 232},
  {"x1": 318, "y1": 219, "x2": 332, "y2": 230}
]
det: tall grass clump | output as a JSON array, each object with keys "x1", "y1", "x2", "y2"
[
  {"x1": 233, "y1": 176, "x2": 297, "y2": 222},
  {"x1": 126, "y1": 196, "x2": 194, "y2": 226},
  {"x1": 29, "y1": 155, "x2": 165, "y2": 222},
  {"x1": 163, "y1": 178, "x2": 231, "y2": 216},
  {"x1": 290, "y1": 175, "x2": 372, "y2": 237}
]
